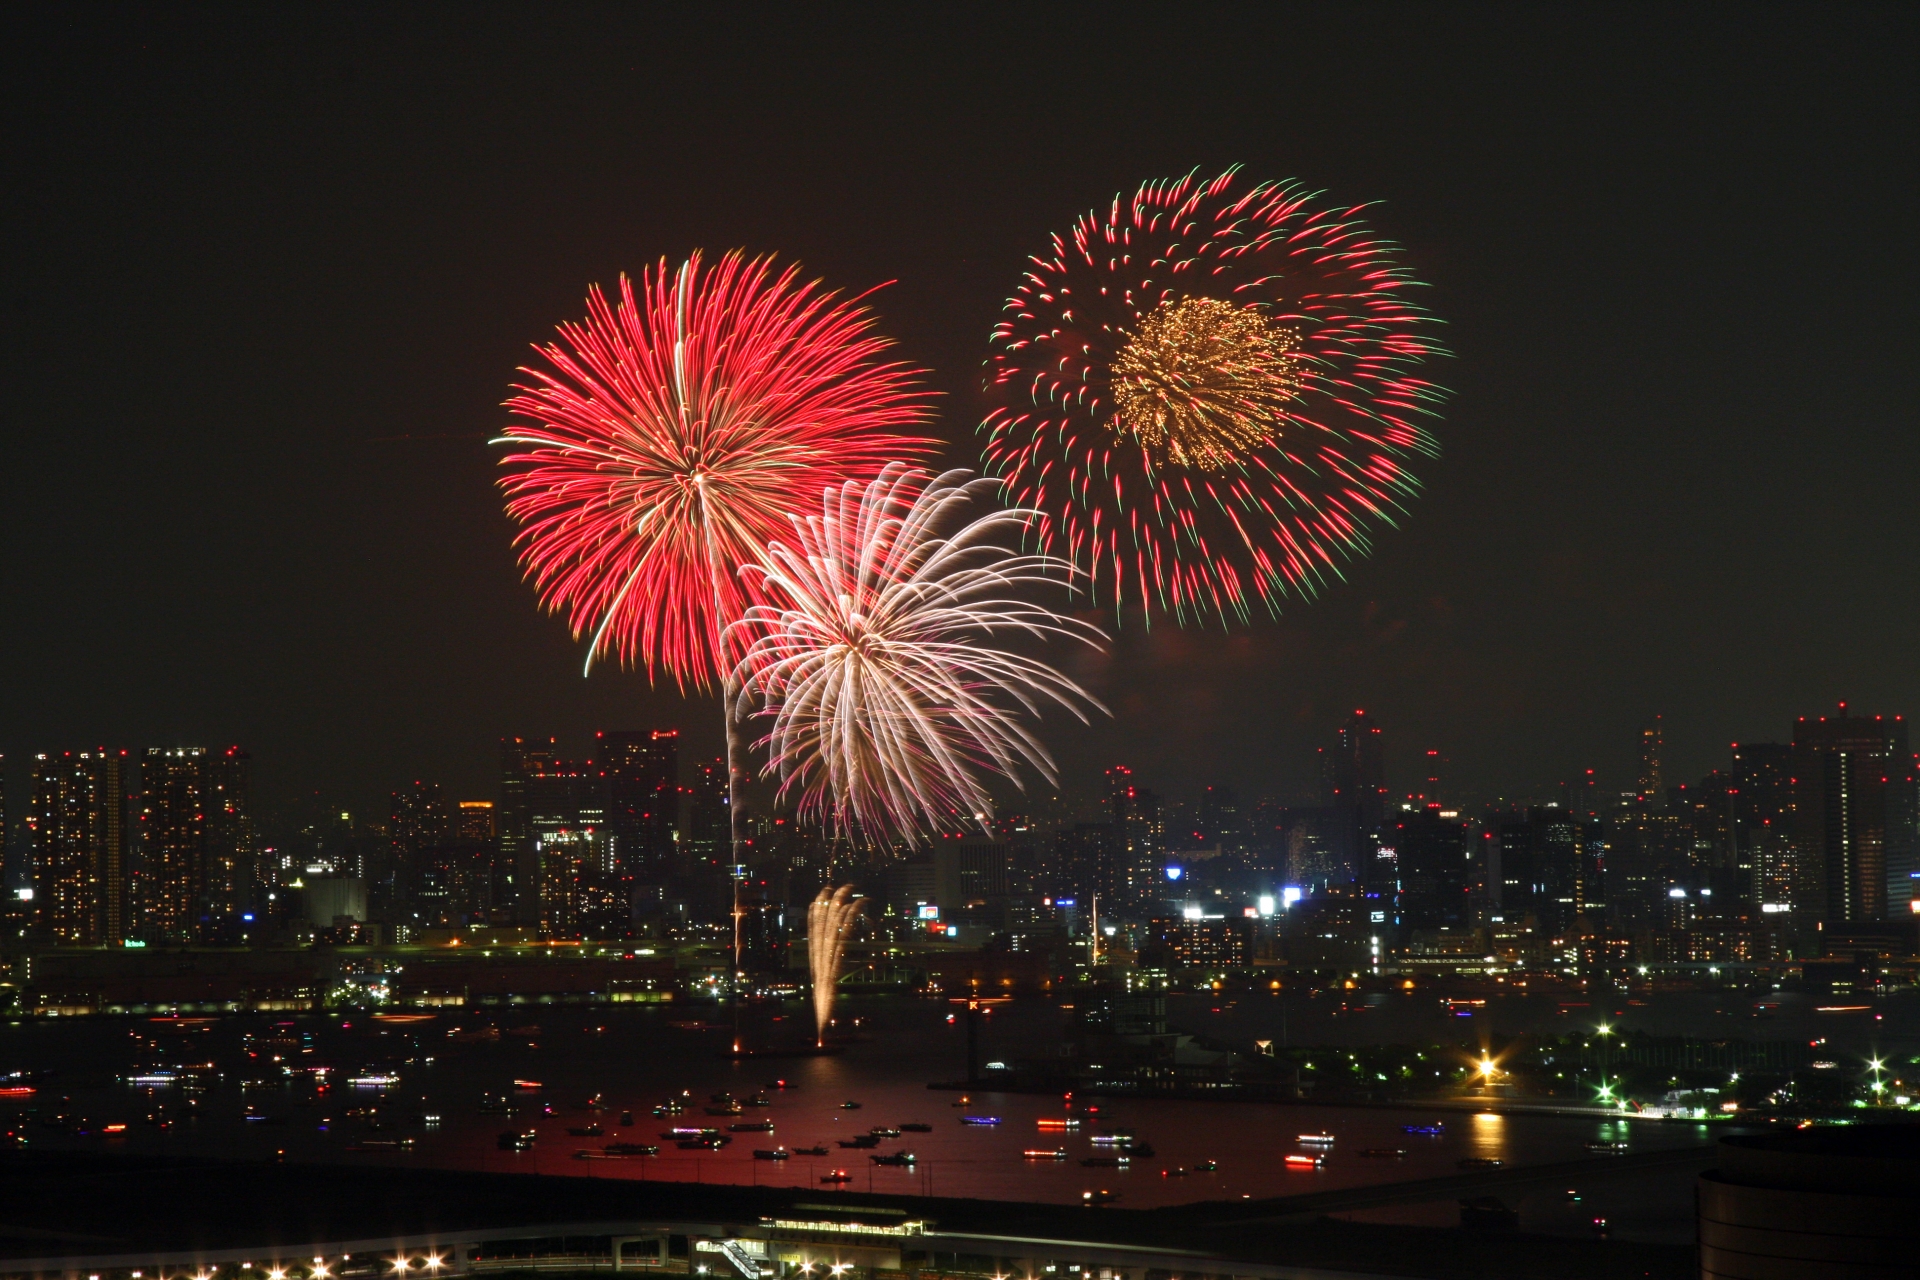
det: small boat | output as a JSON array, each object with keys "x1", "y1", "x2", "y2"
[
  {"x1": 678, "y1": 1135, "x2": 729, "y2": 1150},
  {"x1": 566, "y1": 1124, "x2": 604, "y2": 1137},
  {"x1": 820, "y1": 1169, "x2": 854, "y2": 1184},
  {"x1": 1458, "y1": 1157, "x2": 1503, "y2": 1170},
  {"x1": 1284, "y1": 1153, "x2": 1324, "y2": 1169},
  {"x1": 900, "y1": 1122, "x2": 933, "y2": 1133},
  {"x1": 346, "y1": 1138, "x2": 414, "y2": 1152},
  {"x1": 619, "y1": 1111, "x2": 635, "y2": 1127},
  {"x1": 839, "y1": 1100, "x2": 863, "y2": 1110},
  {"x1": 837, "y1": 1134, "x2": 881, "y2": 1149},
  {"x1": 1160, "y1": 1167, "x2": 1188, "y2": 1178},
  {"x1": 868, "y1": 1127, "x2": 901, "y2": 1138},
  {"x1": 1023, "y1": 1148, "x2": 1068, "y2": 1160},
  {"x1": 1093, "y1": 1126, "x2": 1136, "y2": 1138},
  {"x1": 603, "y1": 1142, "x2": 658, "y2": 1155},
  {"x1": 1585, "y1": 1140, "x2": 1630, "y2": 1154},
  {"x1": 1080, "y1": 1155, "x2": 1131, "y2": 1168},
  {"x1": 745, "y1": 1094, "x2": 772, "y2": 1107},
  {"x1": 1081, "y1": 1189, "x2": 1118, "y2": 1205},
  {"x1": 871, "y1": 1151, "x2": 916, "y2": 1166},
  {"x1": 1192, "y1": 1159, "x2": 1218, "y2": 1173},
  {"x1": 951, "y1": 1096, "x2": 970, "y2": 1107},
  {"x1": 1297, "y1": 1132, "x2": 1336, "y2": 1144},
  {"x1": 497, "y1": 1131, "x2": 535, "y2": 1151},
  {"x1": 1089, "y1": 1134, "x2": 1130, "y2": 1146},
  {"x1": 753, "y1": 1147, "x2": 790, "y2": 1161},
  {"x1": 959, "y1": 1115, "x2": 1001, "y2": 1126},
  {"x1": 1402, "y1": 1123, "x2": 1445, "y2": 1136},
  {"x1": 765, "y1": 1079, "x2": 792, "y2": 1090},
  {"x1": 728, "y1": 1120, "x2": 775, "y2": 1133},
  {"x1": 1036, "y1": 1118, "x2": 1081, "y2": 1130},
  {"x1": 793, "y1": 1144, "x2": 829, "y2": 1156},
  {"x1": 1359, "y1": 1147, "x2": 1408, "y2": 1158},
  {"x1": 705, "y1": 1103, "x2": 744, "y2": 1116},
  {"x1": 479, "y1": 1097, "x2": 514, "y2": 1115},
  {"x1": 1122, "y1": 1142, "x2": 1156, "y2": 1158},
  {"x1": 661, "y1": 1127, "x2": 719, "y2": 1139}
]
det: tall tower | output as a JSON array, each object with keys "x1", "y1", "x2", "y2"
[
  {"x1": 202, "y1": 747, "x2": 253, "y2": 931},
  {"x1": 1107, "y1": 766, "x2": 1163, "y2": 904},
  {"x1": 596, "y1": 729, "x2": 679, "y2": 884},
  {"x1": 27, "y1": 751, "x2": 126, "y2": 944},
  {"x1": 498, "y1": 736, "x2": 559, "y2": 926},
  {"x1": 140, "y1": 748, "x2": 206, "y2": 941},
  {"x1": 1791, "y1": 705, "x2": 1908, "y2": 924},
  {"x1": 1637, "y1": 716, "x2": 1666, "y2": 804}
]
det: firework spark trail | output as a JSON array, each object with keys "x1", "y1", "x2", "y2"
[
  {"x1": 980, "y1": 168, "x2": 1449, "y2": 627},
  {"x1": 807, "y1": 884, "x2": 865, "y2": 1046},
  {"x1": 495, "y1": 250, "x2": 937, "y2": 876},
  {"x1": 730, "y1": 465, "x2": 1107, "y2": 848}
]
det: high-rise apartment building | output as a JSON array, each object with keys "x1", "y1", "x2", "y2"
[
  {"x1": 684, "y1": 756, "x2": 730, "y2": 870},
  {"x1": 26, "y1": 751, "x2": 128, "y2": 943},
  {"x1": 1051, "y1": 822, "x2": 1122, "y2": 906},
  {"x1": 140, "y1": 748, "x2": 206, "y2": 941},
  {"x1": 1732, "y1": 741, "x2": 1794, "y2": 909},
  {"x1": 1108, "y1": 766, "x2": 1164, "y2": 905},
  {"x1": 202, "y1": 747, "x2": 253, "y2": 928},
  {"x1": 1790, "y1": 705, "x2": 1910, "y2": 924},
  {"x1": 1637, "y1": 716, "x2": 1666, "y2": 802},
  {"x1": 596, "y1": 729, "x2": 679, "y2": 883},
  {"x1": 456, "y1": 801, "x2": 496, "y2": 841},
  {"x1": 1321, "y1": 711, "x2": 1389, "y2": 831}
]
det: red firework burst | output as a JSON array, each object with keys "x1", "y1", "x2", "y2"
[
  {"x1": 980, "y1": 168, "x2": 1449, "y2": 625},
  {"x1": 497, "y1": 251, "x2": 937, "y2": 687}
]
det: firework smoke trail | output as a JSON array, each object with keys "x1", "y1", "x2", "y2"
[
  {"x1": 980, "y1": 168, "x2": 1449, "y2": 627},
  {"x1": 730, "y1": 465, "x2": 1106, "y2": 848},
  {"x1": 495, "y1": 250, "x2": 937, "y2": 879}
]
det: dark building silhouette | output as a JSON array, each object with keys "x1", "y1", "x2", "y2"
[
  {"x1": 497, "y1": 736, "x2": 560, "y2": 925},
  {"x1": 1385, "y1": 808, "x2": 1469, "y2": 932},
  {"x1": 1052, "y1": 822, "x2": 1122, "y2": 906},
  {"x1": 1791, "y1": 704, "x2": 1910, "y2": 924},
  {"x1": 1637, "y1": 715, "x2": 1666, "y2": 802},
  {"x1": 1108, "y1": 766, "x2": 1164, "y2": 905},
  {"x1": 595, "y1": 729, "x2": 679, "y2": 884},
  {"x1": 1732, "y1": 742, "x2": 1794, "y2": 910},
  {"x1": 1320, "y1": 711, "x2": 1389, "y2": 885}
]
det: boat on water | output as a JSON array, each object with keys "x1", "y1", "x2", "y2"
[
  {"x1": 820, "y1": 1169, "x2": 854, "y2": 1184},
  {"x1": 678, "y1": 1135, "x2": 729, "y2": 1150},
  {"x1": 1458, "y1": 1157, "x2": 1503, "y2": 1170},
  {"x1": 497, "y1": 1131, "x2": 535, "y2": 1151},
  {"x1": 959, "y1": 1115, "x2": 1001, "y2": 1126},
  {"x1": 1123, "y1": 1141, "x2": 1156, "y2": 1158},
  {"x1": 901, "y1": 1122, "x2": 933, "y2": 1133},
  {"x1": 346, "y1": 1138, "x2": 414, "y2": 1152},
  {"x1": 868, "y1": 1127, "x2": 901, "y2": 1138},
  {"x1": 619, "y1": 1111, "x2": 635, "y2": 1127},
  {"x1": 566, "y1": 1124, "x2": 604, "y2": 1137},
  {"x1": 1022, "y1": 1148, "x2": 1068, "y2": 1160},
  {"x1": 1585, "y1": 1141, "x2": 1630, "y2": 1153},
  {"x1": 1359, "y1": 1147, "x2": 1408, "y2": 1158},
  {"x1": 603, "y1": 1142, "x2": 658, "y2": 1155},
  {"x1": 753, "y1": 1148, "x2": 790, "y2": 1161},
  {"x1": 871, "y1": 1151, "x2": 916, "y2": 1166},
  {"x1": 729, "y1": 1120, "x2": 775, "y2": 1133},
  {"x1": 793, "y1": 1144, "x2": 829, "y2": 1156},
  {"x1": 1192, "y1": 1159, "x2": 1218, "y2": 1173},
  {"x1": 1082, "y1": 1190, "x2": 1118, "y2": 1205},
  {"x1": 838, "y1": 1134, "x2": 881, "y2": 1149},
  {"x1": 1283, "y1": 1153, "x2": 1324, "y2": 1169},
  {"x1": 1036, "y1": 1118, "x2": 1081, "y2": 1131},
  {"x1": 1080, "y1": 1155, "x2": 1130, "y2": 1168},
  {"x1": 1402, "y1": 1123, "x2": 1445, "y2": 1136},
  {"x1": 661, "y1": 1127, "x2": 719, "y2": 1139},
  {"x1": 1297, "y1": 1132, "x2": 1335, "y2": 1144},
  {"x1": 839, "y1": 1100, "x2": 863, "y2": 1110}
]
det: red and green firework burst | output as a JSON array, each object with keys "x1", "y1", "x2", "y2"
[{"x1": 980, "y1": 168, "x2": 1449, "y2": 625}]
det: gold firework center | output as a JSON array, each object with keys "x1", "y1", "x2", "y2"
[{"x1": 1109, "y1": 295, "x2": 1302, "y2": 470}]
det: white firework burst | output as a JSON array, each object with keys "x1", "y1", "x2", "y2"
[{"x1": 729, "y1": 465, "x2": 1106, "y2": 847}]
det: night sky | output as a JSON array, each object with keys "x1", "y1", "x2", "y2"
[{"x1": 5, "y1": 6, "x2": 1915, "y2": 827}]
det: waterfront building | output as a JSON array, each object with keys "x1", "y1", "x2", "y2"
[
  {"x1": 202, "y1": 746, "x2": 253, "y2": 933},
  {"x1": 1733, "y1": 741, "x2": 1794, "y2": 909},
  {"x1": 1791, "y1": 704, "x2": 1910, "y2": 923},
  {"x1": 26, "y1": 750, "x2": 128, "y2": 944},
  {"x1": 497, "y1": 736, "x2": 560, "y2": 925},
  {"x1": 140, "y1": 747, "x2": 207, "y2": 942}
]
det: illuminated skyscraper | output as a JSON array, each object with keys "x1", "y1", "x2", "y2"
[
  {"x1": 456, "y1": 800, "x2": 495, "y2": 841},
  {"x1": 27, "y1": 750, "x2": 127, "y2": 943},
  {"x1": 1791, "y1": 704, "x2": 1909, "y2": 924},
  {"x1": 684, "y1": 756, "x2": 729, "y2": 871},
  {"x1": 1107, "y1": 766, "x2": 1164, "y2": 905},
  {"x1": 140, "y1": 747, "x2": 206, "y2": 941}
]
